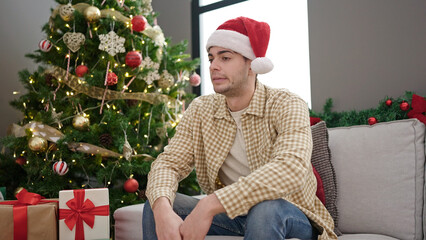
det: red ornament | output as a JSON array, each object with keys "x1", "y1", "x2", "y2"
[
  {"x1": 53, "y1": 161, "x2": 69, "y2": 176},
  {"x1": 189, "y1": 73, "x2": 201, "y2": 87},
  {"x1": 15, "y1": 156, "x2": 26, "y2": 166},
  {"x1": 125, "y1": 51, "x2": 142, "y2": 68},
  {"x1": 124, "y1": 178, "x2": 139, "y2": 193},
  {"x1": 385, "y1": 99, "x2": 392, "y2": 106},
  {"x1": 131, "y1": 16, "x2": 147, "y2": 32},
  {"x1": 106, "y1": 72, "x2": 118, "y2": 86},
  {"x1": 368, "y1": 117, "x2": 377, "y2": 125},
  {"x1": 75, "y1": 65, "x2": 89, "y2": 77},
  {"x1": 39, "y1": 39, "x2": 53, "y2": 52},
  {"x1": 400, "y1": 101, "x2": 410, "y2": 111}
]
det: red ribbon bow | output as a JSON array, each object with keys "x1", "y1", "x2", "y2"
[
  {"x1": 59, "y1": 189, "x2": 109, "y2": 240},
  {"x1": 0, "y1": 188, "x2": 57, "y2": 240}
]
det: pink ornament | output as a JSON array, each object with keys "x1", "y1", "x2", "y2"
[
  {"x1": 132, "y1": 16, "x2": 147, "y2": 32},
  {"x1": 125, "y1": 51, "x2": 142, "y2": 68},
  {"x1": 385, "y1": 99, "x2": 392, "y2": 106},
  {"x1": 75, "y1": 65, "x2": 89, "y2": 77},
  {"x1": 39, "y1": 39, "x2": 53, "y2": 52},
  {"x1": 106, "y1": 72, "x2": 118, "y2": 86},
  {"x1": 189, "y1": 73, "x2": 201, "y2": 87},
  {"x1": 53, "y1": 161, "x2": 69, "y2": 175},
  {"x1": 124, "y1": 178, "x2": 139, "y2": 193}
]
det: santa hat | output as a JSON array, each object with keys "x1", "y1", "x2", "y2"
[{"x1": 206, "y1": 16, "x2": 273, "y2": 74}]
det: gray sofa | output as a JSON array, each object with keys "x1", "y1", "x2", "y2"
[{"x1": 114, "y1": 118, "x2": 426, "y2": 240}]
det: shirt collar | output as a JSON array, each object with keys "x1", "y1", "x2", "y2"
[{"x1": 213, "y1": 81, "x2": 266, "y2": 119}]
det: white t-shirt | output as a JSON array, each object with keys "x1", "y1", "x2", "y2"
[{"x1": 218, "y1": 108, "x2": 251, "y2": 186}]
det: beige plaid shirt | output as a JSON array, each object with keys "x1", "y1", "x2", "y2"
[{"x1": 146, "y1": 81, "x2": 337, "y2": 239}]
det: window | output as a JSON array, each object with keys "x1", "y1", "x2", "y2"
[{"x1": 192, "y1": 0, "x2": 311, "y2": 106}]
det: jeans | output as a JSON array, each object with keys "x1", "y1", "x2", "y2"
[{"x1": 142, "y1": 193, "x2": 318, "y2": 240}]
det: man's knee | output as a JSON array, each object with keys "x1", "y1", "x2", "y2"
[{"x1": 245, "y1": 199, "x2": 314, "y2": 239}]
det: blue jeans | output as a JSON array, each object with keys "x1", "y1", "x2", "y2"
[{"x1": 143, "y1": 193, "x2": 318, "y2": 240}]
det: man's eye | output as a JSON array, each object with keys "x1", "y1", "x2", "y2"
[
  {"x1": 208, "y1": 59, "x2": 213, "y2": 63},
  {"x1": 222, "y1": 57, "x2": 230, "y2": 61}
]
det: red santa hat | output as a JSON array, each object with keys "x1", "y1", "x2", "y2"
[{"x1": 206, "y1": 16, "x2": 273, "y2": 74}]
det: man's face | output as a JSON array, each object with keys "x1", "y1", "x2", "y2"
[{"x1": 208, "y1": 46, "x2": 252, "y2": 97}]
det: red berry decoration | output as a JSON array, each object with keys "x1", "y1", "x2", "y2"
[
  {"x1": 39, "y1": 39, "x2": 53, "y2": 52},
  {"x1": 400, "y1": 101, "x2": 410, "y2": 111},
  {"x1": 106, "y1": 72, "x2": 118, "y2": 86},
  {"x1": 189, "y1": 73, "x2": 201, "y2": 87},
  {"x1": 52, "y1": 161, "x2": 69, "y2": 176},
  {"x1": 125, "y1": 51, "x2": 142, "y2": 68},
  {"x1": 15, "y1": 156, "x2": 26, "y2": 166},
  {"x1": 131, "y1": 16, "x2": 147, "y2": 32},
  {"x1": 124, "y1": 178, "x2": 139, "y2": 193},
  {"x1": 368, "y1": 117, "x2": 377, "y2": 125},
  {"x1": 75, "y1": 65, "x2": 89, "y2": 77},
  {"x1": 385, "y1": 99, "x2": 392, "y2": 106}
]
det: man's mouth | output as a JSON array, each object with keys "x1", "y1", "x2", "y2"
[{"x1": 212, "y1": 76, "x2": 227, "y2": 82}]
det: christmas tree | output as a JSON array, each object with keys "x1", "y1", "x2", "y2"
[{"x1": 0, "y1": 0, "x2": 201, "y2": 213}]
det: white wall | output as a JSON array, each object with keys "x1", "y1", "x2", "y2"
[
  {"x1": 308, "y1": 0, "x2": 426, "y2": 112},
  {"x1": 0, "y1": 0, "x2": 56, "y2": 137}
]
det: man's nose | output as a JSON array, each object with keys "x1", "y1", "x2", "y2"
[{"x1": 209, "y1": 59, "x2": 220, "y2": 71}]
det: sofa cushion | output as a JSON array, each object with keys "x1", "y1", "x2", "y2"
[
  {"x1": 328, "y1": 119, "x2": 425, "y2": 240},
  {"x1": 310, "y1": 121, "x2": 340, "y2": 234},
  {"x1": 338, "y1": 234, "x2": 400, "y2": 240}
]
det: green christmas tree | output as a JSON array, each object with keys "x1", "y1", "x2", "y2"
[{"x1": 0, "y1": 0, "x2": 201, "y2": 212}]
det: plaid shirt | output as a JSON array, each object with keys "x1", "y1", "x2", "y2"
[{"x1": 146, "y1": 81, "x2": 337, "y2": 239}]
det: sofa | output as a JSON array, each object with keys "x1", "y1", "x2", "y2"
[{"x1": 114, "y1": 118, "x2": 426, "y2": 240}]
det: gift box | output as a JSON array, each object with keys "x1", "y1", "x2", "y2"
[
  {"x1": 0, "y1": 189, "x2": 58, "y2": 240},
  {"x1": 59, "y1": 188, "x2": 109, "y2": 240}
]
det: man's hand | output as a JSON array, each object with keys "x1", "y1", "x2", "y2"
[
  {"x1": 179, "y1": 193, "x2": 225, "y2": 240},
  {"x1": 152, "y1": 197, "x2": 184, "y2": 240}
]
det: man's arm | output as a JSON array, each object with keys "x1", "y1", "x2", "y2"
[
  {"x1": 151, "y1": 197, "x2": 184, "y2": 240},
  {"x1": 145, "y1": 99, "x2": 202, "y2": 239},
  {"x1": 179, "y1": 193, "x2": 225, "y2": 240}
]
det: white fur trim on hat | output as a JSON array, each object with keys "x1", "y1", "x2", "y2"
[
  {"x1": 251, "y1": 57, "x2": 274, "y2": 74},
  {"x1": 206, "y1": 29, "x2": 256, "y2": 60}
]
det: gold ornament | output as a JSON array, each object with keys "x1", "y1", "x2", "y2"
[
  {"x1": 158, "y1": 70, "x2": 174, "y2": 89},
  {"x1": 63, "y1": 32, "x2": 86, "y2": 53},
  {"x1": 84, "y1": 6, "x2": 101, "y2": 23},
  {"x1": 72, "y1": 115, "x2": 90, "y2": 130},
  {"x1": 28, "y1": 136, "x2": 48, "y2": 152},
  {"x1": 59, "y1": 3, "x2": 75, "y2": 22}
]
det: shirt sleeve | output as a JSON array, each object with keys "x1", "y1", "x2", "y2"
[
  {"x1": 214, "y1": 95, "x2": 313, "y2": 218},
  {"x1": 145, "y1": 99, "x2": 200, "y2": 206}
]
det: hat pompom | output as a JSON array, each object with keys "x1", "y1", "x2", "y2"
[{"x1": 251, "y1": 57, "x2": 274, "y2": 74}]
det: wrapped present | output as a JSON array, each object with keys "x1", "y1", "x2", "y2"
[
  {"x1": 0, "y1": 188, "x2": 58, "y2": 240},
  {"x1": 59, "y1": 188, "x2": 109, "y2": 240}
]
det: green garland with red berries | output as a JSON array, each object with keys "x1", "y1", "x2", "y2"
[{"x1": 310, "y1": 91, "x2": 426, "y2": 128}]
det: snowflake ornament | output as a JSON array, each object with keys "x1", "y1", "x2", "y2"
[
  {"x1": 98, "y1": 31, "x2": 126, "y2": 56},
  {"x1": 145, "y1": 71, "x2": 160, "y2": 85},
  {"x1": 140, "y1": 57, "x2": 160, "y2": 70}
]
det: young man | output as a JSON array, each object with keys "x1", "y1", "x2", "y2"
[{"x1": 143, "y1": 17, "x2": 337, "y2": 240}]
